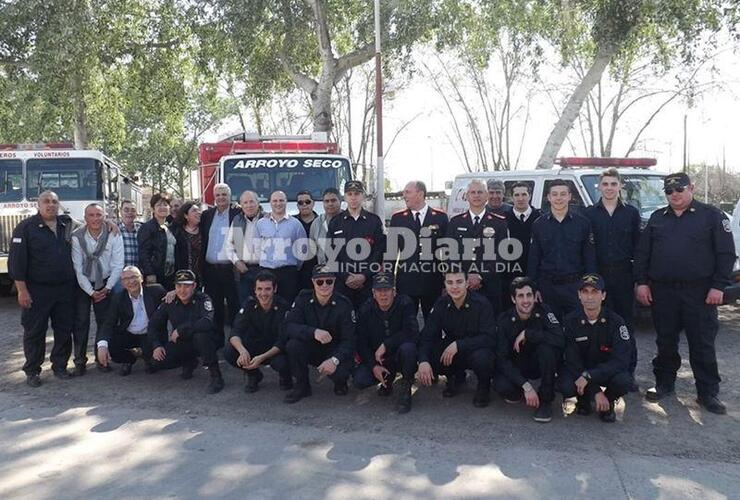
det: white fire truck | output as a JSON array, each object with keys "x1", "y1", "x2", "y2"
[{"x1": 0, "y1": 144, "x2": 144, "y2": 293}]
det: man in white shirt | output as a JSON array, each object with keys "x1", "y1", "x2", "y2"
[
  {"x1": 97, "y1": 266, "x2": 167, "y2": 375},
  {"x1": 71, "y1": 203, "x2": 124, "y2": 375}
]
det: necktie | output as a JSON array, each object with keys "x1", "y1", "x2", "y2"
[
  {"x1": 520, "y1": 213, "x2": 525, "y2": 222},
  {"x1": 473, "y1": 215, "x2": 480, "y2": 228},
  {"x1": 414, "y1": 211, "x2": 421, "y2": 228}
]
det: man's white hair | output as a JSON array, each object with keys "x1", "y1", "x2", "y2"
[{"x1": 214, "y1": 183, "x2": 231, "y2": 194}]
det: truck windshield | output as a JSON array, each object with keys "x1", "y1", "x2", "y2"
[
  {"x1": 26, "y1": 158, "x2": 101, "y2": 201},
  {"x1": 223, "y1": 156, "x2": 351, "y2": 202},
  {"x1": 582, "y1": 174, "x2": 666, "y2": 220},
  {"x1": 0, "y1": 160, "x2": 23, "y2": 202}
]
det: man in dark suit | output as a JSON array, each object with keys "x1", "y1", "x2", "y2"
[
  {"x1": 502, "y1": 182, "x2": 542, "y2": 308},
  {"x1": 97, "y1": 266, "x2": 166, "y2": 375},
  {"x1": 447, "y1": 179, "x2": 509, "y2": 314},
  {"x1": 200, "y1": 183, "x2": 241, "y2": 344},
  {"x1": 389, "y1": 181, "x2": 449, "y2": 318}
]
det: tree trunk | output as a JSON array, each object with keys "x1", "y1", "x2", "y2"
[
  {"x1": 70, "y1": 73, "x2": 89, "y2": 149},
  {"x1": 536, "y1": 43, "x2": 617, "y2": 168},
  {"x1": 312, "y1": 66, "x2": 335, "y2": 132}
]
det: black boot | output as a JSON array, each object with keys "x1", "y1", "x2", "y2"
[
  {"x1": 396, "y1": 379, "x2": 413, "y2": 414},
  {"x1": 278, "y1": 374, "x2": 293, "y2": 391},
  {"x1": 646, "y1": 384, "x2": 675, "y2": 402},
  {"x1": 284, "y1": 383, "x2": 312, "y2": 404},
  {"x1": 181, "y1": 358, "x2": 198, "y2": 380},
  {"x1": 472, "y1": 383, "x2": 490, "y2": 408},
  {"x1": 207, "y1": 364, "x2": 225, "y2": 394},
  {"x1": 575, "y1": 396, "x2": 592, "y2": 415},
  {"x1": 244, "y1": 369, "x2": 263, "y2": 393},
  {"x1": 599, "y1": 400, "x2": 616, "y2": 423}
]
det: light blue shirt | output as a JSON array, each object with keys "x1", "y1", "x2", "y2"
[
  {"x1": 206, "y1": 208, "x2": 231, "y2": 264},
  {"x1": 254, "y1": 214, "x2": 307, "y2": 268}
]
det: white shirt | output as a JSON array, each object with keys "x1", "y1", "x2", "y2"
[
  {"x1": 412, "y1": 204, "x2": 429, "y2": 224},
  {"x1": 127, "y1": 293, "x2": 149, "y2": 334},
  {"x1": 512, "y1": 206, "x2": 533, "y2": 222},
  {"x1": 71, "y1": 228, "x2": 125, "y2": 296},
  {"x1": 468, "y1": 209, "x2": 486, "y2": 223}
]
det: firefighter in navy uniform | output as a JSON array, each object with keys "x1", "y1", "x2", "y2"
[
  {"x1": 327, "y1": 180, "x2": 385, "y2": 308},
  {"x1": 389, "y1": 180, "x2": 449, "y2": 318},
  {"x1": 9, "y1": 190, "x2": 77, "y2": 386},
  {"x1": 584, "y1": 168, "x2": 641, "y2": 391},
  {"x1": 494, "y1": 277, "x2": 564, "y2": 423},
  {"x1": 353, "y1": 272, "x2": 419, "y2": 413},
  {"x1": 635, "y1": 172, "x2": 736, "y2": 414},
  {"x1": 447, "y1": 179, "x2": 508, "y2": 314},
  {"x1": 147, "y1": 270, "x2": 225, "y2": 394},
  {"x1": 528, "y1": 180, "x2": 597, "y2": 320},
  {"x1": 223, "y1": 270, "x2": 292, "y2": 393},
  {"x1": 416, "y1": 268, "x2": 497, "y2": 408},
  {"x1": 283, "y1": 265, "x2": 356, "y2": 403},
  {"x1": 560, "y1": 274, "x2": 632, "y2": 423}
]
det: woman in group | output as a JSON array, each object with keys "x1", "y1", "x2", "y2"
[
  {"x1": 172, "y1": 201, "x2": 204, "y2": 287},
  {"x1": 137, "y1": 193, "x2": 178, "y2": 290}
]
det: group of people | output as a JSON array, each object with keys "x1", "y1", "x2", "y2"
[{"x1": 8, "y1": 168, "x2": 735, "y2": 421}]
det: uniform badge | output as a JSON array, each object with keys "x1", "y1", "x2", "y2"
[
  {"x1": 588, "y1": 232, "x2": 595, "y2": 244},
  {"x1": 547, "y1": 312, "x2": 559, "y2": 324},
  {"x1": 428, "y1": 224, "x2": 439, "y2": 231},
  {"x1": 351, "y1": 310, "x2": 357, "y2": 323},
  {"x1": 239, "y1": 308, "x2": 244, "y2": 314},
  {"x1": 12, "y1": 237, "x2": 21, "y2": 243},
  {"x1": 722, "y1": 219, "x2": 732, "y2": 233},
  {"x1": 619, "y1": 325, "x2": 630, "y2": 341},
  {"x1": 204, "y1": 300, "x2": 213, "y2": 312},
  {"x1": 575, "y1": 336, "x2": 588, "y2": 342},
  {"x1": 482, "y1": 227, "x2": 495, "y2": 237}
]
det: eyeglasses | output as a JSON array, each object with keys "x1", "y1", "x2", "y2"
[
  {"x1": 314, "y1": 279, "x2": 334, "y2": 286},
  {"x1": 297, "y1": 200, "x2": 313, "y2": 206},
  {"x1": 664, "y1": 186, "x2": 686, "y2": 195}
]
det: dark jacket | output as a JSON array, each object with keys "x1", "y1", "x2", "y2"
[
  {"x1": 170, "y1": 224, "x2": 203, "y2": 281},
  {"x1": 147, "y1": 291, "x2": 216, "y2": 348},
  {"x1": 137, "y1": 218, "x2": 173, "y2": 282},
  {"x1": 327, "y1": 208, "x2": 386, "y2": 279},
  {"x1": 200, "y1": 205, "x2": 240, "y2": 264},
  {"x1": 419, "y1": 291, "x2": 497, "y2": 363},
  {"x1": 356, "y1": 294, "x2": 419, "y2": 365},
  {"x1": 495, "y1": 304, "x2": 564, "y2": 386},
  {"x1": 8, "y1": 213, "x2": 77, "y2": 285},
  {"x1": 389, "y1": 207, "x2": 449, "y2": 296},
  {"x1": 283, "y1": 289, "x2": 356, "y2": 364},
  {"x1": 230, "y1": 295, "x2": 291, "y2": 352},
  {"x1": 446, "y1": 210, "x2": 508, "y2": 282},
  {"x1": 563, "y1": 307, "x2": 631, "y2": 380},
  {"x1": 99, "y1": 284, "x2": 166, "y2": 344}
]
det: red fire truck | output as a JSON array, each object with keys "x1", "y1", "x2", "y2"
[{"x1": 197, "y1": 133, "x2": 353, "y2": 213}]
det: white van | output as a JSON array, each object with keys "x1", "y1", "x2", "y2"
[{"x1": 447, "y1": 158, "x2": 666, "y2": 224}]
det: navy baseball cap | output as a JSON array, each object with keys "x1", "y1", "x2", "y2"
[
  {"x1": 579, "y1": 273, "x2": 605, "y2": 291},
  {"x1": 175, "y1": 269, "x2": 196, "y2": 285},
  {"x1": 312, "y1": 264, "x2": 335, "y2": 279},
  {"x1": 664, "y1": 173, "x2": 690, "y2": 189},
  {"x1": 344, "y1": 180, "x2": 365, "y2": 193},
  {"x1": 372, "y1": 272, "x2": 395, "y2": 290}
]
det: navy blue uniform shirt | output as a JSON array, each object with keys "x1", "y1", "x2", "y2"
[
  {"x1": 8, "y1": 213, "x2": 77, "y2": 285},
  {"x1": 528, "y1": 211, "x2": 597, "y2": 280},
  {"x1": 585, "y1": 200, "x2": 641, "y2": 267},
  {"x1": 633, "y1": 200, "x2": 736, "y2": 289},
  {"x1": 356, "y1": 294, "x2": 419, "y2": 366}
]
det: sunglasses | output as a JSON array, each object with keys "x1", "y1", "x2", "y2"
[
  {"x1": 314, "y1": 279, "x2": 334, "y2": 286},
  {"x1": 297, "y1": 200, "x2": 313, "y2": 206},
  {"x1": 664, "y1": 186, "x2": 686, "y2": 195}
]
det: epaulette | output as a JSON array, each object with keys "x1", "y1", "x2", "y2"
[{"x1": 492, "y1": 213, "x2": 506, "y2": 220}]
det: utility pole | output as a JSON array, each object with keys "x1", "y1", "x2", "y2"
[{"x1": 373, "y1": 0, "x2": 385, "y2": 220}]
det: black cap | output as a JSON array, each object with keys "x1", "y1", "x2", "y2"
[
  {"x1": 311, "y1": 264, "x2": 335, "y2": 279},
  {"x1": 579, "y1": 273, "x2": 605, "y2": 291},
  {"x1": 174, "y1": 269, "x2": 196, "y2": 285},
  {"x1": 372, "y1": 272, "x2": 395, "y2": 290},
  {"x1": 664, "y1": 172, "x2": 690, "y2": 189},
  {"x1": 344, "y1": 180, "x2": 365, "y2": 193}
]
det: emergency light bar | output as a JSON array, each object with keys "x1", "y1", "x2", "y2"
[
  {"x1": 555, "y1": 157, "x2": 657, "y2": 168},
  {"x1": 0, "y1": 143, "x2": 75, "y2": 151}
]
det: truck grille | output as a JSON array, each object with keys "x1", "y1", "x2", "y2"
[{"x1": 0, "y1": 214, "x2": 31, "y2": 254}]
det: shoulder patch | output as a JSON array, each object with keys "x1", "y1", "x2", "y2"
[
  {"x1": 547, "y1": 312, "x2": 559, "y2": 324},
  {"x1": 204, "y1": 300, "x2": 213, "y2": 312},
  {"x1": 722, "y1": 219, "x2": 731, "y2": 233},
  {"x1": 619, "y1": 325, "x2": 630, "y2": 341}
]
